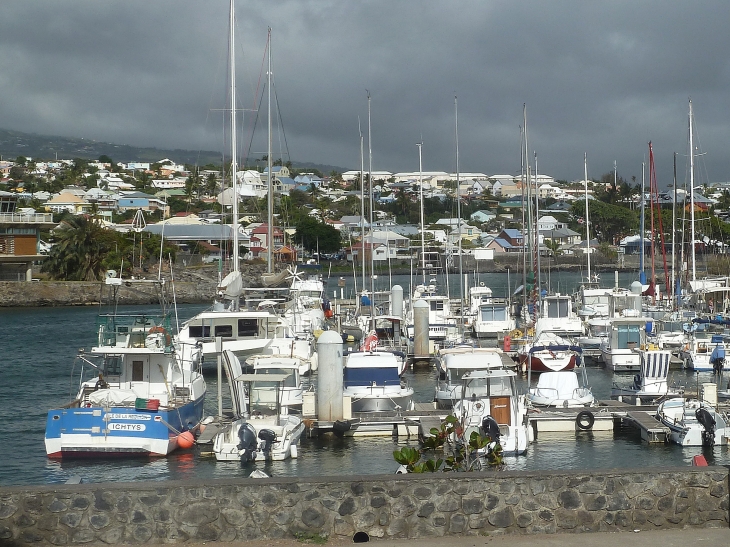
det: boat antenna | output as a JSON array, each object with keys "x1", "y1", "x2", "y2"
[
  {"x1": 455, "y1": 94, "x2": 464, "y2": 335},
  {"x1": 359, "y1": 116, "x2": 365, "y2": 313},
  {"x1": 689, "y1": 98, "x2": 696, "y2": 283}
]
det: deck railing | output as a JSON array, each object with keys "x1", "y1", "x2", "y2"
[{"x1": 0, "y1": 212, "x2": 54, "y2": 223}]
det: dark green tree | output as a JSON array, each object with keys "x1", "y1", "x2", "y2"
[
  {"x1": 41, "y1": 216, "x2": 116, "y2": 281},
  {"x1": 293, "y1": 216, "x2": 341, "y2": 253}
]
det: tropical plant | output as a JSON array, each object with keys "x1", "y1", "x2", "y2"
[
  {"x1": 393, "y1": 414, "x2": 503, "y2": 473},
  {"x1": 41, "y1": 216, "x2": 116, "y2": 281}
]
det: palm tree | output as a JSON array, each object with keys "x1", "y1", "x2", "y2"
[{"x1": 41, "y1": 216, "x2": 113, "y2": 281}]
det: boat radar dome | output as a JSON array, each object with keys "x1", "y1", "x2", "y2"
[{"x1": 630, "y1": 281, "x2": 643, "y2": 294}]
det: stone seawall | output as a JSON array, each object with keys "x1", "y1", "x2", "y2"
[
  {"x1": 1, "y1": 468, "x2": 727, "y2": 546},
  {"x1": 0, "y1": 280, "x2": 215, "y2": 307}
]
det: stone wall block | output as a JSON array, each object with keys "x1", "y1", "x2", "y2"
[
  {"x1": 606, "y1": 492, "x2": 632, "y2": 511},
  {"x1": 558, "y1": 489, "x2": 581, "y2": 510},
  {"x1": 413, "y1": 486, "x2": 432, "y2": 499},
  {"x1": 448, "y1": 513, "x2": 467, "y2": 533},
  {"x1": 36, "y1": 514, "x2": 59, "y2": 532},
  {"x1": 379, "y1": 510, "x2": 389, "y2": 526},
  {"x1": 522, "y1": 498, "x2": 540, "y2": 512},
  {"x1": 220, "y1": 507, "x2": 249, "y2": 527},
  {"x1": 515, "y1": 512, "x2": 533, "y2": 528},
  {"x1": 352, "y1": 510, "x2": 376, "y2": 530},
  {"x1": 48, "y1": 531, "x2": 69, "y2": 545},
  {"x1": 177, "y1": 502, "x2": 219, "y2": 527},
  {"x1": 651, "y1": 480, "x2": 673, "y2": 498},
  {"x1": 710, "y1": 483, "x2": 726, "y2": 498},
  {"x1": 47, "y1": 499, "x2": 67, "y2": 513},
  {"x1": 504, "y1": 494, "x2": 520, "y2": 506},
  {"x1": 624, "y1": 480, "x2": 649, "y2": 499},
  {"x1": 333, "y1": 515, "x2": 352, "y2": 536},
  {"x1": 582, "y1": 494, "x2": 606, "y2": 511},
  {"x1": 535, "y1": 493, "x2": 560, "y2": 510},
  {"x1": 89, "y1": 513, "x2": 110, "y2": 529},
  {"x1": 260, "y1": 491, "x2": 279, "y2": 506},
  {"x1": 637, "y1": 496, "x2": 656, "y2": 510},
  {"x1": 0, "y1": 501, "x2": 18, "y2": 520},
  {"x1": 249, "y1": 507, "x2": 270, "y2": 525},
  {"x1": 417, "y1": 501, "x2": 434, "y2": 518},
  {"x1": 337, "y1": 496, "x2": 357, "y2": 516},
  {"x1": 468, "y1": 514, "x2": 489, "y2": 529},
  {"x1": 350, "y1": 482, "x2": 365, "y2": 496},
  {"x1": 686, "y1": 474, "x2": 711, "y2": 487},
  {"x1": 488, "y1": 506, "x2": 515, "y2": 528},
  {"x1": 115, "y1": 494, "x2": 132, "y2": 513},
  {"x1": 191, "y1": 523, "x2": 219, "y2": 542},
  {"x1": 436, "y1": 482, "x2": 452, "y2": 495},
  {"x1": 58, "y1": 511, "x2": 82, "y2": 529},
  {"x1": 462, "y1": 497, "x2": 483, "y2": 514},
  {"x1": 390, "y1": 495, "x2": 417, "y2": 518},
  {"x1": 436, "y1": 495, "x2": 459, "y2": 512},
  {"x1": 529, "y1": 479, "x2": 546, "y2": 495}
]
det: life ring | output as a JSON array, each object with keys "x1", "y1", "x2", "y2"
[
  {"x1": 148, "y1": 325, "x2": 172, "y2": 346},
  {"x1": 576, "y1": 410, "x2": 594, "y2": 431}
]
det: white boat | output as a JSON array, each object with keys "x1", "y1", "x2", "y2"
[
  {"x1": 576, "y1": 316, "x2": 610, "y2": 362},
  {"x1": 212, "y1": 352, "x2": 304, "y2": 462},
  {"x1": 281, "y1": 264, "x2": 326, "y2": 338},
  {"x1": 517, "y1": 331, "x2": 579, "y2": 373},
  {"x1": 451, "y1": 369, "x2": 529, "y2": 455},
  {"x1": 435, "y1": 347, "x2": 505, "y2": 409},
  {"x1": 655, "y1": 398, "x2": 730, "y2": 447},
  {"x1": 679, "y1": 330, "x2": 730, "y2": 372},
  {"x1": 468, "y1": 285, "x2": 514, "y2": 338},
  {"x1": 576, "y1": 285, "x2": 612, "y2": 320},
  {"x1": 527, "y1": 369, "x2": 594, "y2": 408},
  {"x1": 45, "y1": 278, "x2": 206, "y2": 459},
  {"x1": 600, "y1": 316, "x2": 649, "y2": 372},
  {"x1": 245, "y1": 354, "x2": 305, "y2": 414},
  {"x1": 611, "y1": 349, "x2": 683, "y2": 404},
  {"x1": 407, "y1": 280, "x2": 458, "y2": 342},
  {"x1": 343, "y1": 351, "x2": 414, "y2": 412},
  {"x1": 534, "y1": 293, "x2": 584, "y2": 338}
]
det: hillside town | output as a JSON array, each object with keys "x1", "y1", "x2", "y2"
[{"x1": 1, "y1": 153, "x2": 729, "y2": 282}]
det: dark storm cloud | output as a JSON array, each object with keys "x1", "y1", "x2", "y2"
[{"x1": 2, "y1": 1, "x2": 730, "y2": 187}]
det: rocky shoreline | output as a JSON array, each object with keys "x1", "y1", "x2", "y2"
[{"x1": 0, "y1": 264, "x2": 266, "y2": 308}]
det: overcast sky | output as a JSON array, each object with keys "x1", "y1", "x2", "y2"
[{"x1": 2, "y1": 1, "x2": 730, "y2": 188}]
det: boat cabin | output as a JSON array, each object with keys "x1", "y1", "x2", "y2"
[{"x1": 344, "y1": 352, "x2": 402, "y2": 387}]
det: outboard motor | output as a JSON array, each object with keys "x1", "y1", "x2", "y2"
[
  {"x1": 237, "y1": 423, "x2": 259, "y2": 464},
  {"x1": 257, "y1": 428, "x2": 277, "y2": 460},
  {"x1": 481, "y1": 415, "x2": 501, "y2": 444},
  {"x1": 695, "y1": 407, "x2": 716, "y2": 447}
]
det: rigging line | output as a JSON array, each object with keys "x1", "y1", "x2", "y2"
[
  {"x1": 272, "y1": 79, "x2": 291, "y2": 163},
  {"x1": 241, "y1": 36, "x2": 268, "y2": 167}
]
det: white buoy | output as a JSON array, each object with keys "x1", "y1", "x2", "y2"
[
  {"x1": 391, "y1": 285, "x2": 403, "y2": 317},
  {"x1": 413, "y1": 299, "x2": 430, "y2": 358},
  {"x1": 317, "y1": 330, "x2": 344, "y2": 421}
]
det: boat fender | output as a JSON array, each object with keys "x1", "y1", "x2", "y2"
[
  {"x1": 290, "y1": 444, "x2": 298, "y2": 459},
  {"x1": 576, "y1": 410, "x2": 595, "y2": 431},
  {"x1": 333, "y1": 420, "x2": 352, "y2": 437}
]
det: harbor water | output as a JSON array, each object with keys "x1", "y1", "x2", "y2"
[{"x1": 2, "y1": 272, "x2": 729, "y2": 487}]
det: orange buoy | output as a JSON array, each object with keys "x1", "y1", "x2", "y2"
[{"x1": 177, "y1": 431, "x2": 195, "y2": 449}]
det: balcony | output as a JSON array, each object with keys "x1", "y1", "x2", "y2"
[{"x1": 0, "y1": 212, "x2": 54, "y2": 224}]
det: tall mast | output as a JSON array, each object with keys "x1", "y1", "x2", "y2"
[
  {"x1": 671, "y1": 152, "x2": 677, "y2": 309},
  {"x1": 584, "y1": 153, "x2": 591, "y2": 282},
  {"x1": 367, "y1": 92, "x2": 374, "y2": 321},
  {"x1": 649, "y1": 142, "x2": 656, "y2": 301},
  {"x1": 689, "y1": 99, "x2": 696, "y2": 282},
  {"x1": 418, "y1": 141, "x2": 425, "y2": 285},
  {"x1": 534, "y1": 150, "x2": 541, "y2": 304},
  {"x1": 640, "y1": 161, "x2": 646, "y2": 284},
  {"x1": 455, "y1": 95, "x2": 464, "y2": 329},
  {"x1": 266, "y1": 28, "x2": 273, "y2": 273},
  {"x1": 229, "y1": 0, "x2": 239, "y2": 278},
  {"x1": 359, "y1": 119, "x2": 365, "y2": 303}
]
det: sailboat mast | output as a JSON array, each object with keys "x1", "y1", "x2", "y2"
[
  {"x1": 534, "y1": 150, "x2": 541, "y2": 304},
  {"x1": 584, "y1": 153, "x2": 590, "y2": 282},
  {"x1": 455, "y1": 95, "x2": 464, "y2": 329},
  {"x1": 689, "y1": 99, "x2": 696, "y2": 282},
  {"x1": 649, "y1": 142, "x2": 656, "y2": 301},
  {"x1": 229, "y1": 0, "x2": 239, "y2": 278},
  {"x1": 418, "y1": 141, "x2": 425, "y2": 285},
  {"x1": 359, "y1": 120, "x2": 365, "y2": 305},
  {"x1": 266, "y1": 28, "x2": 273, "y2": 274},
  {"x1": 671, "y1": 152, "x2": 677, "y2": 309},
  {"x1": 367, "y1": 92, "x2": 375, "y2": 322},
  {"x1": 640, "y1": 161, "x2": 645, "y2": 284}
]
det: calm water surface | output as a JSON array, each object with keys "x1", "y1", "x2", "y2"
[{"x1": 1, "y1": 275, "x2": 728, "y2": 486}]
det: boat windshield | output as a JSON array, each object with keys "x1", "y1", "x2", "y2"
[
  {"x1": 252, "y1": 368, "x2": 297, "y2": 388},
  {"x1": 583, "y1": 295, "x2": 609, "y2": 306},
  {"x1": 461, "y1": 375, "x2": 515, "y2": 396},
  {"x1": 480, "y1": 305, "x2": 507, "y2": 321},
  {"x1": 617, "y1": 324, "x2": 641, "y2": 348},
  {"x1": 546, "y1": 298, "x2": 570, "y2": 318}
]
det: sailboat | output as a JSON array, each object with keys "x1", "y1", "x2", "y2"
[
  {"x1": 406, "y1": 140, "x2": 458, "y2": 344},
  {"x1": 176, "y1": 19, "x2": 315, "y2": 368}
]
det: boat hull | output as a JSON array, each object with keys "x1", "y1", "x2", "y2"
[
  {"x1": 518, "y1": 353, "x2": 576, "y2": 373},
  {"x1": 44, "y1": 396, "x2": 204, "y2": 459},
  {"x1": 213, "y1": 417, "x2": 304, "y2": 462},
  {"x1": 344, "y1": 387, "x2": 415, "y2": 413}
]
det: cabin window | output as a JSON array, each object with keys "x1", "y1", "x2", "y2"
[
  {"x1": 253, "y1": 368, "x2": 297, "y2": 388},
  {"x1": 480, "y1": 305, "x2": 507, "y2": 322},
  {"x1": 617, "y1": 324, "x2": 641, "y2": 349},
  {"x1": 214, "y1": 324, "x2": 233, "y2": 338},
  {"x1": 132, "y1": 361, "x2": 144, "y2": 382},
  {"x1": 430, "y1": 301, "x2": 444, "y2": 312},
  {"x1": 238, "y1": 318, "x2": 259, "y2": 337},
  {"x1": 489, "y1": 376, "x2": 514, "y2": 397},
  {"x1": 189, "y1": 325, "x2": 211, "y2": 338},
  {"x1": 547, "y1": 298, "x2": 569, "y2": 318},
  {"x1": 103, "y1": 355, "x2": 122, "y2": 376}
]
